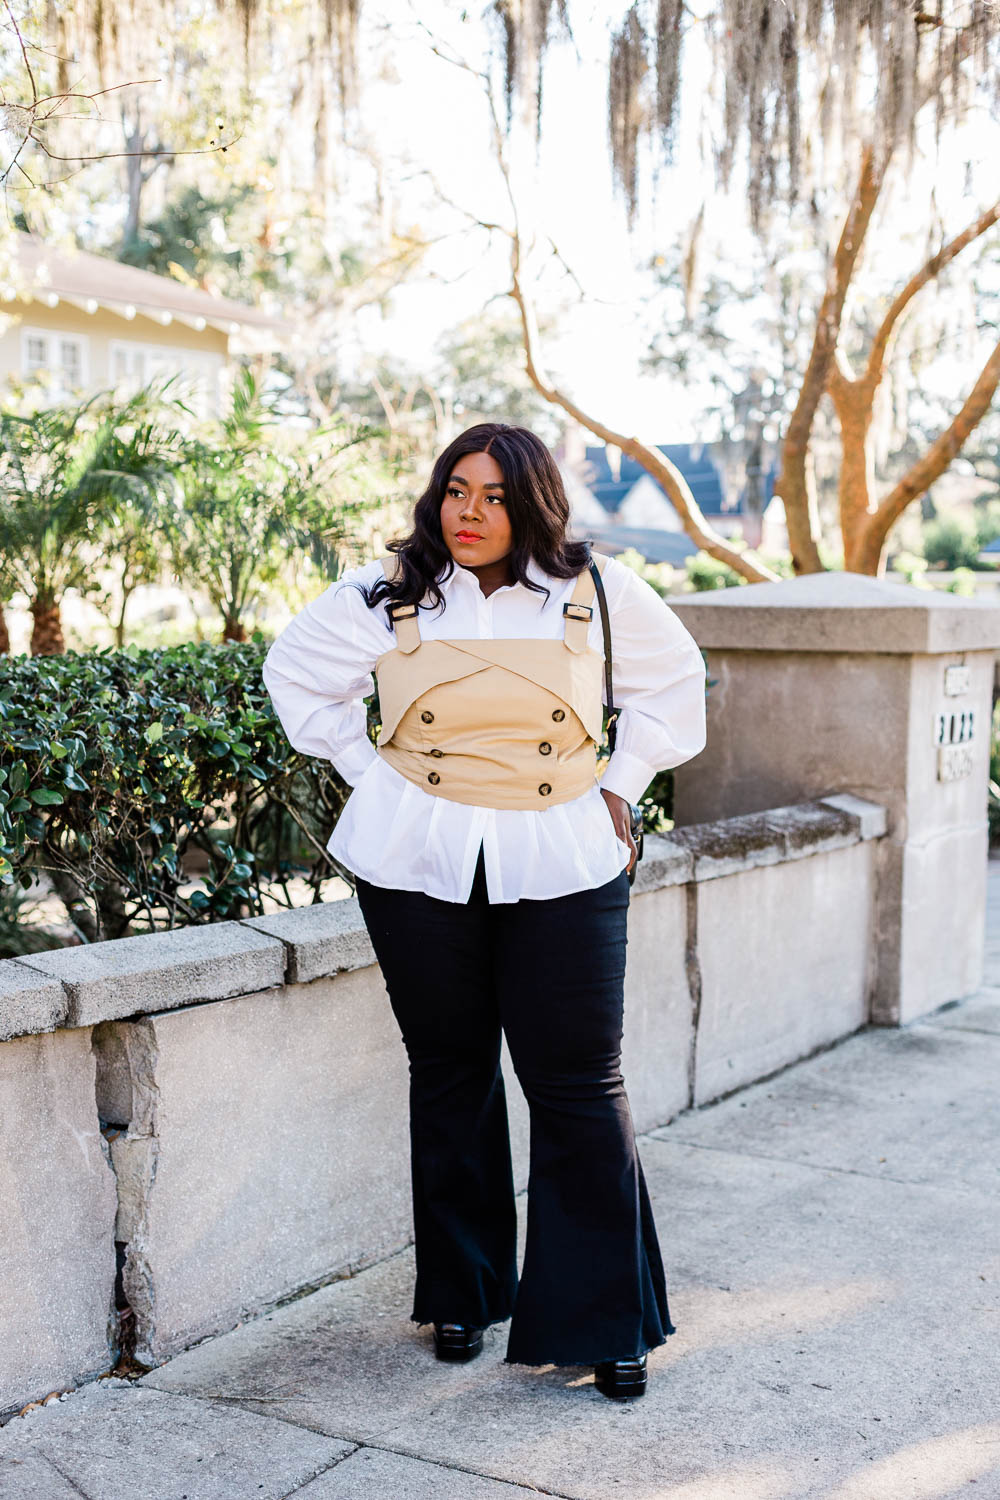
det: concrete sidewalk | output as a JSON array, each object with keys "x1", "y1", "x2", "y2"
[{"x1": 2, "y1": 874, "x2": 999, "y2": 1500}]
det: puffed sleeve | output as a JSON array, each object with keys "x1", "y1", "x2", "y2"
[
  {"x1": 261, "y1": 561, "x2": 393, "y2": 786},
  {"x1": 597, "y1": 559, "x2": 707, "y2": 805}
]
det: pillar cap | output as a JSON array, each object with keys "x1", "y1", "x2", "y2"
[{"x1": 668, "y1": 571, "x2": 1000, "y2": 654}]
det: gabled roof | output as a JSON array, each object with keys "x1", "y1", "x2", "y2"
[
  {"x1": 5, "y1": 231, "x2": 288, "y2": 335},
  {"x1": 582, "y1": 443, "x2": 775, "y2": 518}
]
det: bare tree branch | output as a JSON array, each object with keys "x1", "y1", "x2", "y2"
[
  {"x1": 419, "y1": 12, "x2": 777, "y2": 583},
  {"x1": 507, "y1": 246, "x2": 778, "y2": 583},
  {"x1": 864, "y1": 197, "x2": 1000, "y2": 387},
  {"x1": 858, "y1": 336, "x2": 1000, "y2": 566},
  {"x1": 0, "y1": 6, "x2": 237, "y2": 193}
]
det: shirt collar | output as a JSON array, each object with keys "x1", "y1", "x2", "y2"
[{"x1": 439, "y1": 553, "x2": 555, "y2": 598}]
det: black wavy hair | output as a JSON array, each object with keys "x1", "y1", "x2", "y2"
[{"x1": 359, "y1": 422, "x2": 591, "y2": 615}]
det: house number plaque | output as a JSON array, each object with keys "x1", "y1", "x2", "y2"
[{"x1": 934, "y1": 705, "x2": 975, "y2": 782}]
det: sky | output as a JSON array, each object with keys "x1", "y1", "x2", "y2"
[
  {"x1": 344, "y1": 0, "x2": 717, "y2": 441},
  {"x1": 338, "y1": 0, "x2": 1000, "y2": 450}
]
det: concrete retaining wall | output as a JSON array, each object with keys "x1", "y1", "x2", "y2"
[{"x1": 0, "y1": 794, "x2": 885, "y2": 1420}]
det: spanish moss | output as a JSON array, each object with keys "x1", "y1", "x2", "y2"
[
  {"x1": 602, "y1": 1, "x2": 1000, "y2": 230},
  {"x1": 44, "y1": 0, "x2": 1000, "y2": 236},
  {"x1": 487, "y1": 0, "x2": 573, "y2": 144}
]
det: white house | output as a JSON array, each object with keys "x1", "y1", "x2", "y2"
[{"x1": 0, "y1": 231, "x2": 289, "y2": 417}]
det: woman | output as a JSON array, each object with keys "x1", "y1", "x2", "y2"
[{"x1": 261, "y1": 422, "x2": 706, "y2": 1400}]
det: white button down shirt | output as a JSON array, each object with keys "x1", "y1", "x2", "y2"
[{"x1": 261, "y1": 553, "x2": 707, "y2": 904}]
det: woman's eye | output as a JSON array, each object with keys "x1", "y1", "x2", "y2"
[{"x1": 446, "y1": 487, "x2": 503, "y2": 503}]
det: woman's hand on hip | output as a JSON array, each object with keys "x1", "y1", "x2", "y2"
[{"x1": 600, "y1": 788, "x2": 638, "y2": 876}]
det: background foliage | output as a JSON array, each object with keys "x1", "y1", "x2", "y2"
[
  {"x1": 0, "y1": 640, "x2": 360, "y2": 949},
  {"x1": 0, "y1": 637, "x2": 685, "y2": 951}
]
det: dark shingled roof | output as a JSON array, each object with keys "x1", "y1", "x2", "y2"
[{"x1": 582, "y1": 443, "x2": 774, "y2": 518}]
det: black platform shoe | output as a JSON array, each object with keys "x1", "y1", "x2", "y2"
[
  {"x1": 432, "y1": 1322, "x2": 484, "y2": 1362},
  {"x1": 593, "y1": 1353, "x2": 647, "y2": 1399}
]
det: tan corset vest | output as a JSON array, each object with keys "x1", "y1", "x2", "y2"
[{"x1": 374, "y1": 553, "x2": 610, "y2": 811}]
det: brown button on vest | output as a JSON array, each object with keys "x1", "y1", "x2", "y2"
[{"x1": 373, "y1": 554, "x2": 610, "y2": 811}]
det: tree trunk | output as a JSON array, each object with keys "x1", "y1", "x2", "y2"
[
  {"x1": 847, "y1": 522, "x2": 895, "y2": 577},
  {"x1": 115, "y1": 586, "x2": 133, "y2": 649},
  {"x1": 47, "y1": 866, "x2": 101, "y2": 944},
  {"x1": 775, "y1": 146, "x2": 882, "y2": 575},
  {"x1": 30, "y1": 598, "x2": 66, "y2": 656},
  {"x1": 0, "y1": 602, "x2": 10, "y2": 655},
  {"x1": 94, "y1": 879, "x2": 134, "y2": 942},
  {"x1": 222, "y1": 617, "x2": 246, "y2": 643},
  {"x1": 827, "y1": 363, "x2": 879, "y2": 572},
  {"x1": 49, "y1": 866, "x2": 135, "y2": 943},
  {"x1": 828, "y1": 197, "x2": 1000, "y2": 575}
]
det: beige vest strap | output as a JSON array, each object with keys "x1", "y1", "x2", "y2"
[
  {"x1": 562, "y1": 557, "x2": 602, "y2": 654},
  {"x1": 380, "y1": 554, "x2": 421, "y2": 653},
  {"x1": 379, "y1": 550, "x2": 610, "y2": 654}
]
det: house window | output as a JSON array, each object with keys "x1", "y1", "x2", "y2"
[
  {"x1": 111, "y1": 343, "x2": 142, "y2": 383},
  {"x1": 60, "y1": 338, "x2": 82, "y2": 384},
  {"x1": 108, "y1": 340, "x2": 217, "y2": 418},
  {"x1": 20, "y1": 327, "x2": 89, "y2": 398},
  {"x1": 25, "y1": 334, "x2": 47, "y2": 372}
]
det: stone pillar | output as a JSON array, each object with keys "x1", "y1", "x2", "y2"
[{"x1": 669, "y1": 572, "x2": 1000, "y2": 1026}]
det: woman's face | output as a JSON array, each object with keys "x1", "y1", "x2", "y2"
[{"x1": 439, "y1": 450, "x2": 513, "y2": 568}]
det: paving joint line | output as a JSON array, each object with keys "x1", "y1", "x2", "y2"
[
  {"x1": 148, "y1": 1384, "x2": 354, "y2": 1439},
  {"x1": 924, "y1": 1024, "x2": 1000, "y2": 1039},
  {"x1": 36, "y1": 1449, "x2": 96, "y2": 1500},
  {"x1": 284, "y1": 1436, "x2": 584, "y2": 1499},
  {"x1": 276, "y1": 1441, "x2": 361, "y2": 1499},
  {"x1": 149, "y1": 1388, "x2": 584, "y2": 1498},
  {"x1": 641, "y1": 1133, "x2": 973, "y2": 1191}
]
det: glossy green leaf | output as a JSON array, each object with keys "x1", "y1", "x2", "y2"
[{"x1": 30, "y1": 787, "x2": 65, "y2": 806}]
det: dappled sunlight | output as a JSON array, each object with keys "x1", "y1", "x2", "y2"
[
  {"x1": 824, "y1": 1422, "x2": 1000, "y2": 1499},
  {"x1": 672, "y1": 1274, "x2": 893, "y2": 1351},
  {"x1": 638, "y1": 1464, "x2": 806, "y2": 1500}
]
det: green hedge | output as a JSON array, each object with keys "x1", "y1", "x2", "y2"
[
  {"x1": 0, "y1": 641, "x2": 675, "y2": 947},
  {"x1": 0, "y1": 639, "x2": 366, "y2": 944}
]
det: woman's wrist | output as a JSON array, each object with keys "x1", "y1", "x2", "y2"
[
  {"x1": 600, "y1": 749, "x2": 656, "y2": 806},
  {"x1": 600, "y1": 787, "x2": 638, "y2": 873}
]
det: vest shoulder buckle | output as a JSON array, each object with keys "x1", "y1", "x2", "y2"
[{"x1": 563, "y1": 602, "x2": 593, "y2": 622}]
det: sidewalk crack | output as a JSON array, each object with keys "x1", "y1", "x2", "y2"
[
  {"x1": 643, "y1": 1134, "x2": 956, "y2": 1190},
  {"x1": 37, "y1": 1451, "x2": 95, "y2": 1500},
  {"x1": 277, "y1": 1442, "x2": 360, "y2": 1498},
  {"x1": 926, "y1": 1024, "x2": 1000, "y2": 1040},
  {"x1": 159, "y1": 1392, "x2": 583, "y2": 1499},
  {"x1": 283, "y1": 1439, "x2": 584, "y2": 1498},
  {"x1": 683, "y1": 882, "x2": 702, "y2": 1110}
]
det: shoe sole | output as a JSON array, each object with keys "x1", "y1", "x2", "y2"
[
  {"x1": 595, "y1": 1378, "x2": 647, "y2": 1399},
  {"x1": 433, "y1": 1337, "x2": 484, "y2": 1362}
]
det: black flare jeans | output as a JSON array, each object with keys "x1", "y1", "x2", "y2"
[{"x1": 354, "y1": 844, "x2": 675, "y2": 1366}]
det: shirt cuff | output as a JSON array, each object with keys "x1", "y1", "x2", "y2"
[
  {"x1": 600, "y1": 749, "x2": 658, "y2": 805},
  {"x1": 332, "y1": 737, "x2": 379, "y2": 787}
]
